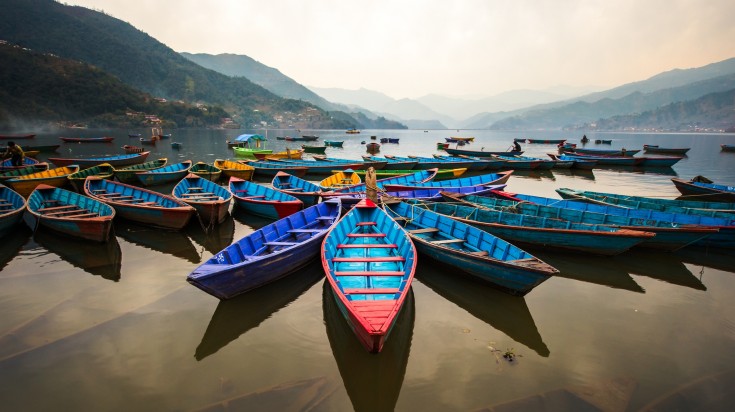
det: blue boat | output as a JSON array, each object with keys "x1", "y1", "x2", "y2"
[
  {"x1": 558, "y1": 153, "x2": 641, "y2": 166},
  {"x1": 0, "y1": 156, "x2": 41, "y2": 172},
  {"x1": 311, "y1": 156, "x2": 389, "y2": 170},
  {"x1": 321, "y1": 199, "x2": 417, "y2": 353},
  {"x1": 547, "y1": 154, "x2": 597, "y2": 169},
  {"x1": 48, "y1": 151, "x2": 150, "y2": 168},
  {"x1": 326, "y1": 184, "x2": 506, "y2": 205},
  {"x1": 0, "y1": 184, "x2": 26, "y2": 237},
  {"x1": 187, "y1": 199, "x2": 341, "y2": 300},
  {"x1": 135, "y1": 160, "x2": 193, "y2": 186},
  {"x1": 556, "y1": 188, "x2": 735, "y2": 215},
  {"x1": 324, "y1": 140, "x2": 344, "y2": 147},
  {"x1": 565, "y1": 147, "x2": 641, "y2": 156},
  {"x1": 326, "y1": 169, "x2": 438, "y2": 195},
  {"x1": 385, "y1": 155, "x2": 480, "y2": 171},
  {"x1": 672, "y1": 177, "x2": 735, "y2": 203},
  {"x1": 25, "y1": 184, "x2": 115, "y2": 242},
  {"x1": 257, "y1": 159, "x2": 366, "y2": 174},
  {"x1": 410, "y1": 198, "x2": 655, "y2": 255},
  {"x1": 229, "y1": 177, "x2": 303, "y2": 219},
  {"x1": 383, "y1": 170, "x2": 513, "y2": 191},
  {"x1": 385, "y1": 202, "x2": 557, "y2": 295},
  {"x1": 172, "y1": 174, "x2": 233, "y2": 226},
  {"x1": 84, "y1": 176, "x2": 195, "y2": 230},
  {"x1": 444, "y1": 147, "x2": 523, "y2": 157},
  {"x1": 362, "y1": 155, "x2": 418, "y2": 170},
  {"x1": 271, "y1": 171, "x2": 323, "y2": 206},
  {"x1": 433, "y1": 155, "x2": 503, "y2": 170},
  {"x1": 499, "y1": 155, "x2": 556, "y2": 170},
  {"x1": 459, "y1": 194, "x2": 719, "y2": 251},
  {"x1": 494, "y1": 192, "x2": 735, "y2": 249},
  {"x1": 493, "y1": 155, "x2": 550, "y2": 170},
  {"x1": 247, "y1": 161, "x2": 309, "y2": 178}
]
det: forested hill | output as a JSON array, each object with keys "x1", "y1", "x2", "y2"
[
  {"x1": 0, "y1": 0, "x2": 357, "y2": 129},
  {"x1": 0, "y1": 42, "x2": 228, "y2": 129}
]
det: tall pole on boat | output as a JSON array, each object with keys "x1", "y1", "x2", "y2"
[{"x1": 366, "y1": 167, "x2": 378, "y2": 204}]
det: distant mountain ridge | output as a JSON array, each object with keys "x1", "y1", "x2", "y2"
[{"x1": 0, "y1": 0, "x2": 356, "y2": 129}]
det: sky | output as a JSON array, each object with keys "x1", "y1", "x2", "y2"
[{"x1": 67, "y1": 0, "x2": 735, "y2": 100}]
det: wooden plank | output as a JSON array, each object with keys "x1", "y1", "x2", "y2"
[
  {"x1": 347, "y1": 233, "x2": 386, "y2": 238},
  {"x1": 333, "y1": 256, "x2": 405, "y2": 262},
  {"x1": 264, "y1": 241, "x2": 298, "y2": 246},
  {"x1": 356, "y1": 221, "x2": 377, "y2": 226},
  {"x1": 68, "y1": 213, "x2": 100, "y2": 218},
  {"x1": 39, "y1": 205, "x2": 78, "y2": 212},
  {"x1": 288, "y1": 228, "x2": 323, "y2": 234},
  {"x1": 334, "y1": 271, "x2": 404, "y2": 276},
  {"x1": 337, "y1": 244, "x2": 397, "y2": 249},
  {"x1": 467, "y1": 250, "x2": 489, "y2": 256},
  {"x1": 408, "y1": 227, "x2": 439, "y2": 234},
  {"x1": 430, "y1": 238, "x2": 465, "y2": 244},
  {"x1": 344, "y1": 288, "x2": 400, "y2": 295}
]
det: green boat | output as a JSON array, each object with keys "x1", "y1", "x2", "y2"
[
  {"x1": 231, "y1": 134, "x2": 272, "y2": 159},
  {"x1": 113, "y1": 158, "x2": 168, "y2": 183},
  {"x1": 67, "y1": 163, "x2": 115, "y2": 192},
  {"x1": 301, "y1": 144, "x2": 327, "y2": 154}
]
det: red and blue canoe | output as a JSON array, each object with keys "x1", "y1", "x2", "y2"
[
  {"x1": 271, "y1": 171, "x2": 323, "y2": 206},
  {"x1": 229, "y1": 177, "x2": 303, "y2": 219},
  {"x1": 84, "y1": 176, "x2": 195, "y2": 230},
  {"x1": 134, "y1": 160, "x2": 192, "y2": 186},
  {"x1": 382, "y1": 170, "x2": 512, "y2": 191},
  {"x1": 0, "y1": 184, "x2": 26, "y2": 237},
  {"x1": 321, "y1": 198, "x2": 417, "y2": 353},
  {"x1": 672, "y1": 177, "x2": 735, "y2": 203},
  {"x1": 48, "y1": 151, "x2": 150, "y2": 168},
  {"x1": 25, "y1": 184, "x2": 115, "y2": 242},
  {"x1": 0, "y1": 156, "x2": 42, "y2": 172},
  {"x1": 59, "y1": 136, "x2": 114, "y2": 143},
  {"x1": 172, "y1": 173, "x2": 233, "y2": 226},
  {"x1": 187, "y1": 198, "x2": 341, "y2": 300}
]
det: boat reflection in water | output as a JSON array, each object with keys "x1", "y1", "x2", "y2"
[
  {"x1": 0, "y1": 225, "x2": 32, "y2": 272},
  {"x1": 323, "y1": 280, "x2": 414, "y2": 412},
  {"x1": 416, "y1": 261, "x2": 550, "y2": 357},
  {"x1": 186, "y1": 213, "x2": 236, "y2": 256},
  {"x1": 114, "y1": 219, "x2": 201, "y2": 264},
  {"x1": 532, "y1": 250, "x2": 645, "y2": 294},
  {"x1": 510, "y1": 169, "x2": 556, "y2": 181},
  {"x1": 675, "y1": 247, "x2": 735, "y2": 274},
  {"x1": 195, "y1": 260, "x2": 324, "y2": 361},
  {"x1": 31, "y1": 230, "x2": 122, "y2": 281},
  {"x1": 550, "y1": 168, "x2": 596, "y2": 181},
  {"x1": 614, "y1": 249, "x2": 706, "y2": 291}
]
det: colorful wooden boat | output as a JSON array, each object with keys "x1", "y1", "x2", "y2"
[
  {"x1": 172, "y1": 173, "x2": 233, "y2": 225},
  {"x1": 446, "y1": 136, "x2": 475, "y2": 142},
  {"x1": 386, "y1": 201, "x2": 556, "y2": 295},
  {"x1": 559, "y1": 153, "x2": 641, "y2": 166},
  {"x1": 437, "y1": 142, "x2": 450, "y2": 150},
  {"x1": 84, "y1": 176, "x2": 195, "y2": 230},
  {"x1": 0, "y1": 184, "x2": 26, "y2": 236},
  {"x1": 433, "y1": 154, "x2": 503, "y2": 170},
  {"x1": 350, "y1": 168, "x2": 467, "y2": 180},
  {"x1": 310, "y1": 156, "x2": 387, "y2": 170},
  {"x1": 67, "y1": 163, "x2": 115, "y2": 192},
  {"x1": 721, "y1": 144, "x2": 735, "y2": 152},
  {"x1": 321, "y1": 199, "x2": 416, "y2": 353},
  {"x1": 362, "y1": 155, "x2": 417, "y2": 170},
  {"x1": 384, "y1": 155, "x2": 454, "y2": 170},
  {"x1": 365, "y1": 142, "x2": 380, "y2": 152},
  {"x1": 0, "y1": 156, "x2": 41, "y2": 172},
  {"x1": 594, "y1": 139, "x2": 613, "y2": 144},
  {"x1": 346, "y1": 128, "x2": 360, "y2": 134},
  {"x1": 0, "y1": 163, "x2": 49, "y2": 182},
  {"x1": 301, "y1": 144, "x2": 327, "y2": 154},
  {"x1": 6, "y1": 165, "x2": 80, "y2": 197},
  {"x1": 0, "y1": 133, "x2": 35, "y2": 139},
  {"x1": 643, "y1": 145, "x2": 690, "y2": 155},
  {"x1": 260, "y1": 159, "x2": 366, "y2": 174},
  {"x1": 256, "y1": 149, "x2": 305, "y2": 160},
  {"x1": 113, "y1": 158, "x2": 167, "y2": 183},
  {"x1": 493, "y1": 155, "x2": 548, "y2": 170},
  {"x1": 134, "y1": 160, "x2": 192, "y2": 186},
  {"x1": 414, "y1": 197, "x2": 655, "y2": 255},
  {"x1": 271, "y1": 171, "x2": 323, "y2": 206},
  {"x1": 672, "y1": 177, "x2": 735, "y2": 202},
  {"x1": 319, "y1": 170, "x2": 361, "y2": 189},
  {"x1": 324, "y1": 140, "x2": 344, "y2": 147},
  {"x1": 547, "y1": 154, "x2": 597, "y2": 169},
  {"x1": 444, "y1": 147, "x2": 523, "y2": 157},
  {"x1": 230, "y1": 134, "x2": 271, "y2": 159},
  {"x1": 556, "y1": 188, "x2": 735, "y2": 215},
  {"x1": 190, "y1": 162, "x2": 222, "y2": 181},
  {"x1": 494, "y1": 192, "x2": 735, "y2": 249},
  {"x1": 383, "y1": 170, "x2": 512, "y2": 191},
  {"x1": 187, "y1": 199, "x2": 341, "y2": 300},
  {"x1": 526, "y1": 138, "x2": 566, "y2": 144},
  {"x1": 248, "y1": 161, "x2": 309, "y2": 178},
  {"x1": 25, "y1": 184, "x2": 115, "y2": 242},
  {"x1": 229, "y1": 177, "x2": 303, "y2": 219},
  {"x1": 326, "y1": 169, "x2": 439, "y2": 195},
  {"x1": 122, "y1": 144, "x2": 144, "y2": 154},
  {"x1": 566, "y1": 147, "x2": 640, "y2": 156},
  {"x1": 214, "y1": 159, "x2": 254, "y2": 181},
  {"x1": 59, "y1": 136, "x2": 114, "y2": 143},
  {"x1": 48, "y1": 151, "x2": 150, "y2": 168},
  {"x1": 459, "y1": 194, "x2": 719, "y2": 251}
]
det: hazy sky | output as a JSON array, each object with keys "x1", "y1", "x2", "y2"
[{"x1": 68, "y1": 0, "x2": 735, "y2": 99}]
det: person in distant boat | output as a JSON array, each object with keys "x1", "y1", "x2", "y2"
[
  {"x1": 512, "y1": 141, "x2": 522, "y2": 152},
  {"x1": 2, "y1": 141, "x2": 24, "y2": 166},
  {"x1": 581, "y1": 134, "x2": 589, "y2": 143}
]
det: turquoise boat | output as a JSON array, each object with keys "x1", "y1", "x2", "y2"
[
  {"x1": 492, "y1": 155, "x2": 546, "y2": 170},
  {"x1": 362, "y1": 155, "x2": 418, "y2": 170},
  {"x1": 271, "y1": 171, "x2": 323, "y2": 206},
  {"x1": 113, "y1": 158, "x2": 168, "y2": 183},
  {"x1": 326, "y1": 169, "x2": 438, "y2": 195},
  {"x1": 556, "y1": 188, "x2": 735, "y2": 215},
  {"x1": 135, "y1": 160, "x2": 192, "y2": 186},
  {"x1": 458, "y1": 194, "x2": 718, "y2": 251},
  {"x1": 382, "y1": 170, "x2": 512, "y2": 191},
  {"x1": 671, "y1": 177, "x2": 735, "y2": 202},
  {"x1": 229, "y1": 177, "x2": 303, "y2": 219},
  {"x1": 0, "y1": 184, "x2": 26, "y2": 237},
  {"x1": 324, "y1": 140, "x2": 344, "y2": 147},
  {"x1": 172, "y1": 173, "x2": 233, "y2": 226},
  {"x1": 432, "y1": 155, "x2": 501, "y2": 171},
  {"x1": 321, "y1": 198, "x2": 417, "y2": 353},
  {"x1": 498, "y1": 155, "x2": 556, "y2": 170},
  {"x1": 385, "y1": 201, "x2": 557, "y2": 295},
  {"x1": 255, "y1": 159, "x2": 366, "y2": 174},
  {"x1": 408, "y1": 199, "x2": 655, "y2": 255}
]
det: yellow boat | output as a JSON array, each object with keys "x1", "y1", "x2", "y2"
[
  {"x1": 213, "y1": 159, "x2": 255, "y2": 181},
  {"x1": 260, "y1": 149, "x2": 304, "y2": 160},
  {"x1": 7, "y1": 165, "x2": 80, "y2": 197},
  {"x1": 318, "y1": 170, "x2": 361, "y2": 189}
]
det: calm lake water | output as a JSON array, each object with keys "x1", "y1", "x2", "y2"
[{"x1": 1, "y1": 129, "x2": 735, "y2": 411}]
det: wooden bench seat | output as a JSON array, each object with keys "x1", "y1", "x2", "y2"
[
  {"x1": 337, "y1": 244, "x2": 397, "y2": 249},
  {"x1": 430, "y1": 238, "x2": 465, "y2": 244},
  {"x1": 183, "y1": 192, "x2": 215, "y2": 196},
  {"x1": 67, "y1": 212, "x2": 100, "y2": 218},
  {"x1": 39, "y1": 205, "x2": 78, "y2": 213},
  {"x1": 288, "y1": 228, "x2": 323, "y2": 234},
  {"x1": 408, "y1": 227, "x2": 439, "y2": 234},
  {"x1": 347, "y1": 233, "x2": 386, "y2": 238},
  {"x1": 333, "y1": 256, "x2": 405, "y2": 263},
  {"x1": 355, "y1": 221, "x2": 376, "y2": 226},
  {"x1": 335, "y1": 271, "x2": 404, "y2": 276},
  {"x1": 344, "y1": 288, "x2": 400, "y2": 295},
  {"x1": 264, "y1": 241, "x2": 298, "y2": 247},
  {"x1": 44, "y1": 209, "x2": 89, "y2": 216}
]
